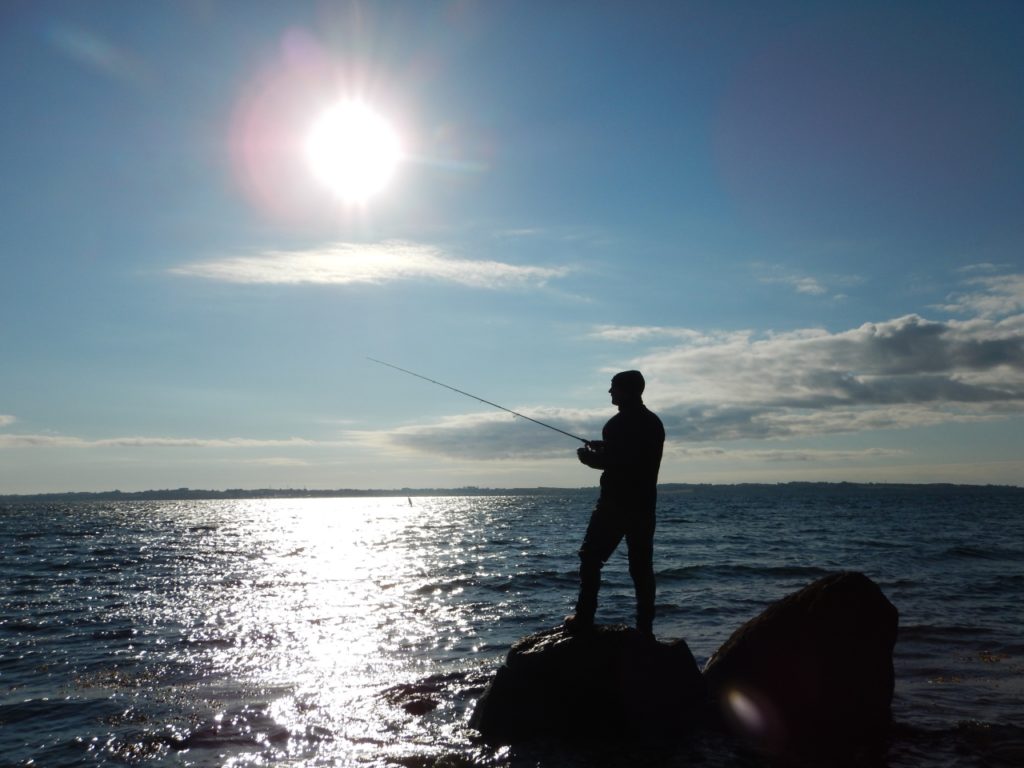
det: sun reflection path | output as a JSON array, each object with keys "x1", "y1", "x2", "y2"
[{"x1": 170, "y1": 496, "x2": 536, "y2": 764}]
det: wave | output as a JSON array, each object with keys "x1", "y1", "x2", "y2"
[
  {"x1": 659, "y1": 563, "x2": 833, "y2": 580},
  {"x1": 890, "y1": 721, "x2": 1024, "y2": 768},
  {"x1": 941, "y1": 545, "x2": 1024, "y2": 561},
  {"x1": 898, "y1": 624, "x2": 995, "y2": 641}
]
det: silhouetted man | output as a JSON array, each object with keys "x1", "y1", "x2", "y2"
[{"x1": 566, "y1": 370, "x2": 665, "y2": 637}]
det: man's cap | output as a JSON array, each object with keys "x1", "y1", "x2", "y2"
[{"x1": 611, "y1": 370, "x2": 645, "y2": 395}]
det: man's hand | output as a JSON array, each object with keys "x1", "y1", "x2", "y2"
[{"x1": 577, "y1": 441, "x2": 605, "y2": 468}]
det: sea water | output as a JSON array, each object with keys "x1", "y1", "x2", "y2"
[{"x1": 1, "y1": 486, "x2": 1022, "y2": 767}]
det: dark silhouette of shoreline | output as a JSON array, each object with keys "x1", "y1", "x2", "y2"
[{"x1": 1, "y1": 482, "x2": 1021, "y2": 504}]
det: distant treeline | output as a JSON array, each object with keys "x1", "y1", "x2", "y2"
[{"x1": 1, "y1": 482, "x2": 1021, "y2": 504}]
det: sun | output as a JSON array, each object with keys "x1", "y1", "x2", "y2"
[{"x1": 305, "y1": 101, "x2": 401, "y2": 203}]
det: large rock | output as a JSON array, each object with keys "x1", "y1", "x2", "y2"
[
  {"x1": 702, "y1": 571, "x2": 898, "y2": 762},
  {"x1": 469, "y1": 624, "x2": 706, "y2": 743}
]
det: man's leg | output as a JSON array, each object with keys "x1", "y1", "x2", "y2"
[
  {"x1": 626, "y1": 512, "x2": 656, "y2": 636},
  {"x1": 569, "y1": 501, "x2": 624, "y2": 630}
]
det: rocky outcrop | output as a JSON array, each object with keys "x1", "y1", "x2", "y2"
[
  {"x1": 702, "y1": 571, "x2": 898, "y2": 762},
  {"x1": 469, "y1": 624, "x2": 706, "y2": 743},
  {"x1": 467, "y1": 572, "x2": 898, "y2": 762}
]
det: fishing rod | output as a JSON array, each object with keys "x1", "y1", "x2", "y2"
[{"x1": 368, "y1": 357, "x2": 590, "y2": 444}]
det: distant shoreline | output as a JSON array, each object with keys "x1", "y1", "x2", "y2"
[{"x1": 2, "y1": 481, "x2": 1022, "y2": 503}]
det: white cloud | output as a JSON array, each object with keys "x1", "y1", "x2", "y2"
[
  {"x1": 365, "y1": 276, "x2": 1024, "y2": 459},
  {"x1": 630, "y1": 307, "x2": 1024, "y2": 443},
  {"x1": 938, "y1": 274, "x2": 1024, "y2": 319},
  {"x1": 494, "y1": 225, "x2": 607, "y2": 245},
  {"x1": 789, "y1": 276, "x2": 827, "y2": 295},
  {"x1": 757, "y1": 265, "x2": 863, "y2": 298},
  {"x1": 956, "y1": 263, "x2": 1008, "y2": 274},
  {"x1": 0, "y1": 415, "x2": 15, "y2": 427},
  {"x1": 588, "y1": 325, "x2": 714, "y2": 343},
  {"x1": 671, "y1": 446, "x2": 906, "y2": 463},
  {"x1": 0, "y1": 435, "x2": 322, "y2": 449},
  {"x1": 170, "y1": 241, "x2": 568, "y2": 290},
  {"x1": 349, "y1": 407, "x2": 602, "y2": 461}
]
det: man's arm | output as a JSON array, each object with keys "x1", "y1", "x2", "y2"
[{"x1": 584, "y1": 415, "x2": 663, "y2": 470}]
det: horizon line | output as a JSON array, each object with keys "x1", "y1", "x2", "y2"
[{"x1": 2, "y1": 480, "x2": 1022, "y2": 501}]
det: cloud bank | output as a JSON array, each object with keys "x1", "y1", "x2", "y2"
[
  {"x1": 370, "y1": 275, "x2": 1024, "y2": 460},
  {"x1": 629, "y1": 312, "x2": 1024, "y2": 443},
  {"x1": 171, "y1": 241, "x2": 568, "y2": 290},
  {"x1": 352, "y1": 408, "x2": 601, "y2": 461}
]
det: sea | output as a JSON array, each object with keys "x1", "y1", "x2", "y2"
[{"x1": 1, "y1": 485, "x2": 1022, "y2": 767}]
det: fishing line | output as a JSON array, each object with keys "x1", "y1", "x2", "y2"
[{"x1": 368, "y1": 357, "x2": 589, "y2": 444}]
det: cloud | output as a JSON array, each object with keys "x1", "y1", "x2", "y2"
[
  {"x1": 756, "y1": 265, "x2": 863, "y2": 298},
  {"x1": 616, "y1": 313, "x2": 1023, "y2": 395},
  {"x1": 48, "y1": 24, "x2": 149, "y2": 86},
  {"x1": 588, "y1": 325, "x2": 715, "y2": 343},
  {"x1": 937, "y1": 274, "x2": 1024, "y2": 319},
  {"x1": 956, "y1": 263, "x2": 1009, "y2": 274},
  {"x1": 776, "y1": 275, "x2": 827, "y2": 295},
  {"x1": 367, "y1": 276, "x2": 1024, "y2": 459},
  {"x1": 494, "y1": 226, "x2": 608, "y2": 246},
  {"x1": 236, "y1": 457, "x2": 311, "y2": 467},
  {"x1": 170, "y1": 241, "x2": 568, "y2": 290},
  {"x1": 632, "y1": 310, "x2": 1024, "y2": 442},
  {"x1": 0, "y1": 415, "x2": 14, "y2": 428},
  {"x1": 672, "y1": 446, "x2": 906, "y2": 463},
  {"x1": 0, "y1": 435, "x2": 320, "y2": 449},
  {"x1": 350, "y1": 408, "x2": 603, "y2": 461}
]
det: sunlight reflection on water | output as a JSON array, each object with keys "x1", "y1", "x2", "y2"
[{"x1": 151, "y1": 497, "x2": 532, "y2": 765}]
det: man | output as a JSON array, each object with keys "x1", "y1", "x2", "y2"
[{"x1": 566, "y1": 370, "x2": 665, "y2": 637}]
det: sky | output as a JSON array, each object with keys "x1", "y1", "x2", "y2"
[{"x1": 2, "y1": 1, "x2": 1023, "y2": 493}]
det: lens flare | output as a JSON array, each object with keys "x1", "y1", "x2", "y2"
[
  {"x1": 727, "y1": 688, "x2": 767, "y2": 734},
  {"x1": 725, "y1": 685, "x2": 789, "y2": 754}
]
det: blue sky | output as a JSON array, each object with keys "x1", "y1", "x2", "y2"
[{"x1": 2, "y1": 1, "x2": 1023, "y2": 493}]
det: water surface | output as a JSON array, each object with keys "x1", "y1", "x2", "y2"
[{"x1": 1, "y1": 487, "x2": 1021, "y2": 766}]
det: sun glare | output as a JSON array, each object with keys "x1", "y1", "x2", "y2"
[{"x1": 305, "y1": 101, "x2": 401, "y2": 203}]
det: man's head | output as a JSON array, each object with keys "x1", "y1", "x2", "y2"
[{"x1": 609, "y1": 370, "x2": 645, "y2": 406}]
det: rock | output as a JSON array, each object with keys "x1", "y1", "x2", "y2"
[
  {"x1": 702, "y1": 571, "x2": 898, "y2": 762},
  {"x1": 469, "y1": 624, "x2": 706, "y2": 743},
  {"x1": 380, "y1": 675, "x2": 456, "y2": 716}
]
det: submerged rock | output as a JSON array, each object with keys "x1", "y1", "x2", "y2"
[
  {"x1": 703, "y1": 571, "x2": 898, "y2": 762},
  {"x1": 381, "y1": 672, "x2": 477, "y2": 717},
  {"x1": 469, "y1": 624, "x2": 706, "y2": 743}
]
